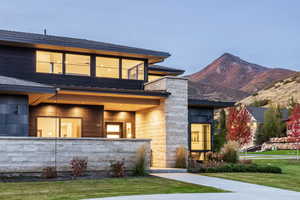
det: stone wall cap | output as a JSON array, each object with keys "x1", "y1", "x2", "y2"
[{"x1": 0, "y1": 136, "x2": 151, "y2": 142}]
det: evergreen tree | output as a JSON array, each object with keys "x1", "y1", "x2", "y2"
[
  {"x1": 260, "y1": 106, "x2": 286, "y2": 144},
  {"x1": 213, "y1": 109, "x2": 227, "y2": 152}
]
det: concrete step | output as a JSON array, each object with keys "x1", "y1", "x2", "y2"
[{"x1": 150, "y1": 168, "x2": 187, "y2": 173}]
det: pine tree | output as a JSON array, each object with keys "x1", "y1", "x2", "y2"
[
  {"x1": 262, "y1": 105, "x2": 286, "y2": 143},
  {"x1": 213, "y1": 109, "x2": 227, "y2": 152}
]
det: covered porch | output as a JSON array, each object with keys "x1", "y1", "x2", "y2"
[{"x1": 29, "y1": 87, "x2": 169, "y2": 139}]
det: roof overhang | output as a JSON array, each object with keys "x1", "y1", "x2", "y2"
[
  {"x1": 42, "y1": 89, "x2": 168, "y2": 111},
  {"x1": 0, "y1": 84, "x2": 56, "y2": 105},
  {"x1": 188, "y1": 99, "x2": 235, "y2": 109},
  {"x1": 0, "y1": 40, "x2": 170, "y2": 64},
  {"x1": 148, "y1": 65, "x2": 185, "y2": 76}
]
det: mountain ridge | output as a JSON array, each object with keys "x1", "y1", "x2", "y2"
[{"x1": 187, "y1": 53, "x2": 296, "y2": 101}]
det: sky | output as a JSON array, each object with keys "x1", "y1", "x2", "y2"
[{"x1": 0, "y1": 0, "x2": 299, "y2": 74}]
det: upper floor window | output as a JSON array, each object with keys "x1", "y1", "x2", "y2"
[
  {"x1": 35, "y1": 51, "x2": 146, "y2": 81},
  {"x1": 36, "y1": 51, "x2": 63, "y2": 74},
  {"x1": 122, "y1": 59, "x2": 144, "y2": 80},
  {"x1": 65, "y1": 54, "x2": 90, "y2": 76},
  {"x1": 96, "y1": 56, "x2": 119, "y2": 78}
]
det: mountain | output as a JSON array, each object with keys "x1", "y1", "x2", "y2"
[
  {"x1": 187, "y1": 53, "x2": 296, "y2": 101},
  {"x1": 239, "y1": 72, "x2": 300, "y2": 107},
  {"x1": 188, "y1": 81, "x2": 249, "y2": 102}
]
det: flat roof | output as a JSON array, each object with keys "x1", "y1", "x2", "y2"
[
  {"x1": 188, "y1": 98, "x2": 235, "y2": 108},
  {"x1": 0, "y1": 29, "x2": 171, "y2": 63},
  {"x1": 148, "y1": 65, "x2": 185, "y2": 76},
  {"x1": 0, "y1": 75, "x2": 55, "y2": 94}
]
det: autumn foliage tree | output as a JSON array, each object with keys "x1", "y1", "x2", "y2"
[
  {"x1": 226, "y1": 106, "x2": 251, "y2": 147},
  {"x1": 288, "y1": 103, "x2": 300, "y2": 138}
]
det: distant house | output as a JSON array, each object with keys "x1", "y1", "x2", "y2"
[{"x1": 245, "y1": 106, "x2": 289, "y2": 148}]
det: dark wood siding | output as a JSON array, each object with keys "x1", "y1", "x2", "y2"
[
  {"x1": 0, "y1": 45, "x2": 144, "y2": 90},
  {"x1": 29, "y1": 103, "x2": 104, "y2": 137}
]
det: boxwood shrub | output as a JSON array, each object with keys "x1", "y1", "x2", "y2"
[{"x1": 193, "y1": 164, "x2": 282, "y2": 174}]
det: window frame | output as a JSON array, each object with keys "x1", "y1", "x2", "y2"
[
  {"x1": 65, "y1": 53, "x2": 91, "y2": 76},
  {"x1": 35, "y1": 49, "x2": 148, "y2": 81},
  {"x1": 35, "y1": 50, "x2": 63, "y2": 74},
  {"x1": 36, "y1": 116, "x2": 83, "y2": 138},
  {"x1": 189, "y1": 122, "x2": 213, "y2": 152}
]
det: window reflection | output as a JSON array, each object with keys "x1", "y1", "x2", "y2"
[
  {"x1": 96, "y1": 56, "x2": 119, "y2": 78},
  {"x1": 36, "y1": 51, "x2": 63, "y2": 74},
  {"x1": 191, "y1": 124, "x2": 211, "y2": 151},
  {"x1": 122, "y1": 59, "x2": 144, "y2": 80},
  {"x1": 65, "y1": 54, "x2": 90, "y2": 76}
]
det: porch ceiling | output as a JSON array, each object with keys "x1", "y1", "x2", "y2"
[{"x1": 42, "y1": 90, "x2": 163, "y2": 111}]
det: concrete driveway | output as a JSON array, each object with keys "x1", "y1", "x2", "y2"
[{"x1": 86, "y1": 173, "x2": 300, "y2": 200}]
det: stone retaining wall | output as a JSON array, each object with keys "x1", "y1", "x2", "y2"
[
  {"x1": 262, "y1": 142, "x2": 300, "y2": 151},
  {"x1": 0, "y1": 137, "x2": 151, "y2": 173}
]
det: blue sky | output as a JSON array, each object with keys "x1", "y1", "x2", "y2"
[{"x1": 0, "y1": 0, "x2": 299, "y2": 74}]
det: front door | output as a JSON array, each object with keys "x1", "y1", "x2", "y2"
[{"x1": 105, "y1": 122, "x2": 123, "y2": 138}]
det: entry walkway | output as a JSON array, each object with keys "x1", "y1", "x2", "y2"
[{"x1": 87, "y1": 173, "x2": 300, "y2": 200}]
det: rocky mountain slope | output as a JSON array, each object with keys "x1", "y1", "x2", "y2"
[
  {"x1": 187, "y1": 53, "x2": 296, "y2": 101},
  {"x1": 240, "y1": 72, "x2": 300, "y2": 107}
]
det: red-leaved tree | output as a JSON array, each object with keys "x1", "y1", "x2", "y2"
[
  {"x1": 226, "y1": 106, "x2": 251, "y2": 147},
  {"x1": 288, "y1": 103, "x2": 300, "y2": 138}
]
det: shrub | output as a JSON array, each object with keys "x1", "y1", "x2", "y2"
[
  {"x1": 196, "y1": 163, "x2": 282, "y2": 173},
  {"x1": 239, "y1": 159, "x2": 253, "y2": 165},
  {"x1": 206, "y1": 152, "x2": 223, "y2": 162},
  {"x1": 175, "y1": 146, "x2": 187, "y2": 168},
  {"x1": 41, "y1": 167, "x2": 57, "y2": 179},
  {"x1": 70, "y1": 157, "x2": 88, "y2": 177},
  {"x1": 110, "y1": 160, "x2": 125, "y2": 177},
  {"x1": 249, "y1": 99, "x2": 270, "y2": 107},
  {"x1": 133, "y1": 145, "x2": 148, "y2": 176},
  {"x1": 221, "y1": 141, "x2": 239, "y2": 163}
]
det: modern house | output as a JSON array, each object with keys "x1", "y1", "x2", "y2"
[
  {"x1": 0, "y1": 30, "x2": 233, "y2": 172},
  {"x1": 245, "y1": 106, "x2": 289, "y2": 149}
]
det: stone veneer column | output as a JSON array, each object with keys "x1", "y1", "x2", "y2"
[{"x1": 136, "y1": 77, "x2": 188, "y2": 168}]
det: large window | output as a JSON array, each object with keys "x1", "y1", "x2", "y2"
[
  {"x1": 96, "y1": 56, "x2": 119, "y2": 78},
  {"x1": 190, "y1": 124, "x2": 211, "y2": 151},
  {"x1": 36, "y1": 51, "x2": 63, "y2": 74},
  {"x1": 65, "y1": 54, "x2": 90, "y2": 76},
  {"x1": 122, "y1": 59, "x2": 144, "y2": 80},
  {"x1": 37, "y1": 117, "x2": 82, "y2": 138},
  {"x1": 35, "y1": 51, "x2": 146, "y2": 80}
]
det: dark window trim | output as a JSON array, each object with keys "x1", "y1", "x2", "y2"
[{"x1": 35, "y1": 49, "x2": 148, "y2": 81}]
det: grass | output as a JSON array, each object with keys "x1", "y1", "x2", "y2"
[
  {"x1": 0, "y1": 176, "x2": 224, "y2": 200},
  {"x1": 203, "y1": 159, "x2": 300, "y2": 192},
  {"x1": 241, "y1": 150, "x2": 299, "y2": 155}
]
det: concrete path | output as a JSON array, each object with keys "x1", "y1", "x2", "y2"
[{"x1": 86, "y1": 173, "x2": 300, "y2": 200}]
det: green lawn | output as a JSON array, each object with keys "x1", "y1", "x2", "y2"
[
  {"x1": 241, "y1": 150, "x2": 299, "y2": 155},
  {"x1": 0, "y1": 176, "x2": 224, "y2": 200},
  {"x1": 203, "y1": 159, "x2": 300, "y2": 192}
]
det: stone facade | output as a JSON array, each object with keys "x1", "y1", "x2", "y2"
[
  {"x1": 136, "y1": 77, "x2": 188, "y2": 168},
  {"x1": 0, "y1": 137, "x2": 150, "y2": 173},
  {"x1": 0, "y1": 95, "x2": 28, "y2": 136}
]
